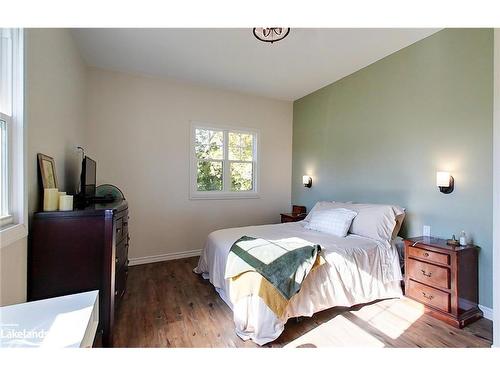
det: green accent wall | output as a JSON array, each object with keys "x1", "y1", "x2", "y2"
[{"x1": 292, "y1": 29, "x2": 493, "y2": 308}]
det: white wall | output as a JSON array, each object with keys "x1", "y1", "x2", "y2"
[
  {"x1": 0, "y1": 28, "x2": 87, "y2": 306},
  {"x1": 86, "y1": 68, "x2": 293, "y2": 261},
  {"x1": 493, "y1": 28, "x2": 500, "y2": 347},
  {"x1": 0, "y1": 238, "x2": 27, "y2": 305},
  {"x1": 27, "y1": 28, "x2": 88, "y2": 213}
]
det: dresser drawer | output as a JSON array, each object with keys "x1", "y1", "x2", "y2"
[
  {"x1": 408, "y1": 246, "x2": 449, "y2": 266},
  {"x1": 407, "y1": 258, "x2": 450, "y2": 289},
  {"x1": 116, "y1": 240, "x2": 129, "y2": 271},
  {"x1": 407, "y1": 279, "x2": 451, "y2": 312},
  {"x1": 115, "y1": 217, "x2": 124, "y2": 241},
  {"x1": 115, "y1": 214, "x2": 129, "y2": 243},
  {"x1": 114, "y1": 264, "x2": 127, "y2": 306}
]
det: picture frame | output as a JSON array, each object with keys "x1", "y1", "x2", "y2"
[{"x1": 37, "y1": 153, "x2": 59, "y2": 189}]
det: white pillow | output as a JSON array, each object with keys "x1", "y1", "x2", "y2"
[
  {"x1": 303, "y1": 201, "x2": 337, "y2": 223},
  {"x1": 320, "y1": 202, "x2": 405, "y2": 244},
  {"x1": 305, "y1": 208, "x2": 358, "y2": 237}
]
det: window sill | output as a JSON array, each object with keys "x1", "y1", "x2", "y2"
[
  {"x1": 0, "y1": 223, "x2": 28, "y2": 249},
  {"x1": 189, "y1": 192, "x2": 260, "y2": 200}
]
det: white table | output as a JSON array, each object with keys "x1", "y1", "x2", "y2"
[{"x1": 0, "y1": 290, "x2": 99, "y2": 348}]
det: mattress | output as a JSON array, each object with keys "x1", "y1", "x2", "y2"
[{"x1": 194, "y1": 221, "x2": 403, "y2": 345}]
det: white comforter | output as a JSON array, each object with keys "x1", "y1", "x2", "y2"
[{"x1": 194, "y1": 221, "x2": 403, "y2": 345}]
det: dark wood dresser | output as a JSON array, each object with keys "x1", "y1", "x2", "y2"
[
  {"x1": 403, "y1": 236, "x2": 482, "y2": 328},
  {"x1": 28, "y1": 199, "x2": 129, "y2": 347}
]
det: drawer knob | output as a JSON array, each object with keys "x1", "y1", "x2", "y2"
[
  {"x1": 423, "y1": 252, "x2": 429, "y2": 257},
  {"x1": 115, "y1": 257, "x2": 119, "y2": 264},
  {"x1": 421, "y1": 269, "x2": 432, "y2": 277},
  {"x1": 422, "y1": 291, "x2": 434, "y2": 300}
]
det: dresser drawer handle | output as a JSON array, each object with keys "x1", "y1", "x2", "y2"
[
  {"x1": 115, "y1": 257, "x2": 119, "y2": 264},
  {"x1": 421, "y1": 269, "x2": 432, "y2": 277},
  {"x1": 423, "y1": 252, "x2": 429, "y2": 257},
  {"x1": 422, "y1": 291, "x2": 434, "y2": 300}
]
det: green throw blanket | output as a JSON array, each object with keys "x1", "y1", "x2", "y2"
[{"x1": 225, "y1": 236, "x2": 322, "y2": 300}]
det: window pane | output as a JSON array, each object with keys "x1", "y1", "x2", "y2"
[
  {"x1": 197, "y1": 161, "x2": 223, "y2": 191},
  {"x1": 229, "y1": 132, "x2": 253, "y2": 161},
  {"x1": 228, "y1": 132, "x2": 240, "y2": 160},
  {"x1": 230, "y1": 162, "x2": 253, "y2": 191},
  {"x1": 195, "y1": 128, "x2": 223, "y2": 159}
]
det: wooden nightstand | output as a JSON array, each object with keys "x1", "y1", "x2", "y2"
[
  {"x1": 403, "y1": 236, "x2": 482, "y2": 328},
  {"x1": 281, "y1": 205, "x2": 307, "y2": 223},
  {"x1": 280, "y1": 212, "x2": 307, "y2": 223}
]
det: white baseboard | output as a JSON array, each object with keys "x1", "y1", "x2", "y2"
[
  {"x1": 128, "y1": 249, "x2": 202, "y2": 266},
  {"x1": 479, "y1": 304, "x2": 493, "y2": 321}
]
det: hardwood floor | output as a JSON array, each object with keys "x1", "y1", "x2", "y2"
[{"x1": 112, "y1": 257, "x2": 492, "y2": 348}]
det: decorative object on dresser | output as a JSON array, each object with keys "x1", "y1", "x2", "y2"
[
  {"x1": 280, "y1": 205, "x2": 307, "y2": 223},
  {"x1": 37, "y1": 153, "x2": 58, "y2": 189},
  {"x1": 28, "y1": 199, "x2": 129, "y2": 347},
  {"x1": 403, "y1": 236, "x2": 482, "y2": 328}
]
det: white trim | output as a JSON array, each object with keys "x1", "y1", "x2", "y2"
[
  {"x1": 0, "y1": 214, "x2": 13, "y2": 227},
  {"x1": 128, "y1": 248, "x2": 202, "y2": 266},
  {"x1": 493, "y1": 28, "x2": 500, "y2": 348},
  {"x1": 0, "y1": 29, "x2": 26, "y2": 232},
  {"x1": 0, "y1": 29, "x2": 25, "y2": 250},
  {"x1": 479, "y1": 304, "x2": 494, "y2": 321},
  {"x1": 189, "y1": 121, "x2": 260, "y2": 200},
  {"x1": 0, "y1": 223, "x2": 27, "y2": 248}
]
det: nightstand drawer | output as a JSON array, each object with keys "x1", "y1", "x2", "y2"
[
  {"x1": 408, "y1": 246, "x2": 449, "y2": 266},
  {"x1": 407, "y1": 258, "x2": 450, "y2": 289},
  {"x1": 407, "y1": 279, "x2": 451, "y2": 312}
]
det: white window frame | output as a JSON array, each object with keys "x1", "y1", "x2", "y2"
[
  {"x1": 0, "y1": 28, "x2": 27, "y2": 248},
  {"x1": 189, "y1": 121, "x2": 260, "y2": 200}
]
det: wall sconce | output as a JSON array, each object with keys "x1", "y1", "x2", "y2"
[
  {"x1": 436, "y1": 171, "x2": 454, "y2": 194},
  {"x1": 303, "y1": 175, "x2": 312, "y2": 188}
]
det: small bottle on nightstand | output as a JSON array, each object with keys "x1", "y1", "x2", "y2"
[{"x1": 459, "y1": 230, "x2": 467, "y2": 246}]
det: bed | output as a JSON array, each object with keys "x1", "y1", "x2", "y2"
[{"x1": 194, "y1": 202, "x2": 404, "y2": 345}]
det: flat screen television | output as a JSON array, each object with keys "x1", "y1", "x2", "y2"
[{"x1": 80, "y1": 156, "x2": 97, "y2": 199}]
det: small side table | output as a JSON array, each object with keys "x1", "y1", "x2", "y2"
[
  {"x1": 281, "y1": 205, "x2": 307, "y2": 223},
  {"x1": 280, "y1": 213, "x2": 307, "y2": 223},
  {"x1": 403, "y1": 236, "x2": 482, "y2": 328}
]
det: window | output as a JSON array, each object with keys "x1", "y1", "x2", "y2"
[
  {"x1": 0, "y1": 28, "x2": 25, "y2": 241},
  {"x1": 190, "y1": 123, "x2": 259, "y2": 199}
]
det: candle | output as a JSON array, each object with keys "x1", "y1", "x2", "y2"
[
  {"x1": 59, "y1": 195, "x2": 74, "y2": 211},
  {"x1": 57, "y1": 192, "x2": 66, "y2": 209},
  {"x1": 43, "y1": 188, "x2": 59, "y2": 211}
]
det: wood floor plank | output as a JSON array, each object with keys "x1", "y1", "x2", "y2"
[{"x1": 112, "y1": 257, "x2": 492, "y2": 348}]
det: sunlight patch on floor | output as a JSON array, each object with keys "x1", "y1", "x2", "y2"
[
  {"x1": 349, "y1": 298, "x2": 425, "y2": 340},
  {"x1": 284, "y1": 315, "x2": 385, "y2": 348}
]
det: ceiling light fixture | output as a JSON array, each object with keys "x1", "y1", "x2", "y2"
[{"x1": 253, "y1": 28, "x2": 290, "y2": 44}]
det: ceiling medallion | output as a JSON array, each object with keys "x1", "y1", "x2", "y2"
[{"x1": 253, "y1": 28, "x2": 290, "y2": 44}]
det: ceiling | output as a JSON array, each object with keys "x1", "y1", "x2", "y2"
[{"x1": 71, "y1": 28, "x2": 440, "y2": 101}]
